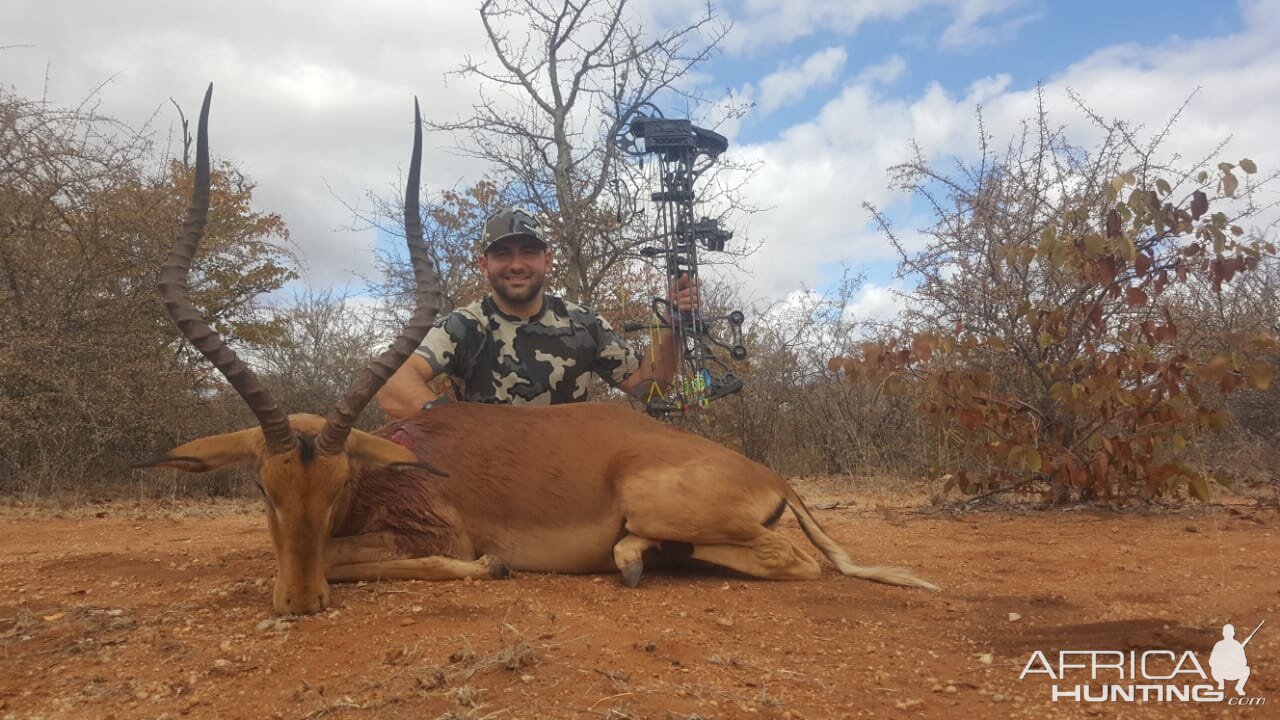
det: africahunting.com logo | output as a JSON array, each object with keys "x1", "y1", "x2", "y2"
[{"x1": 1019, "y1": 620, "x2": 1266, "y2": 706}]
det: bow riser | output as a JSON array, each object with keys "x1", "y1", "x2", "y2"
[{"x1": 617, "y1": 108, "x2": 747, "y2": 417}]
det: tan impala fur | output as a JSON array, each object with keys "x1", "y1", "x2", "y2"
[
  {"x1": 145, "y1": 86, "x2": 937, "y2": 615},
  {"x1": 147, "y1": 404, "x2": 938, "y2": 614}
]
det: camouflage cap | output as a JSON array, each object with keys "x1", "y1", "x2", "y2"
[{"x1": 482, "y1": 206, "x2": 547, "y2": 252}]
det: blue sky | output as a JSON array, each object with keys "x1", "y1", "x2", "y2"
[
  {"x1": 717, "y1": 1, "x2": 1244, "y2": 146},
  {"x1": 685, "y1": 0, "x2": 1276, "y2": 320},
  {"x1": 2, "y1": 0, "x2": 1275, "y2": 323}
]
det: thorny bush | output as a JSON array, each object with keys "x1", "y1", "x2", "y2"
[{"x1": 843, "y1": 97, "x2": 1277, "y2": 504}]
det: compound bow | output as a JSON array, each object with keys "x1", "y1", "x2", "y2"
[{"x1": 615, "y1": 105, "x2": 747, "y2": 417}]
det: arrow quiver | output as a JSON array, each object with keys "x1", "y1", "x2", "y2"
[{"x1": 616, "y1": 107, "x2": 747, "y2": 417}]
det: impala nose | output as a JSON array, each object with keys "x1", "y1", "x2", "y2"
[{"x1": 274, "y1": 583, "x2": 330, "y2": 615}]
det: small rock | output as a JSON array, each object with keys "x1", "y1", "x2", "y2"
[
  {"x1": 219, "y1": 640, "x2": 233, "y2": 652},
  {"x1": 520, "y1": 674, "x2": 534, "y2": 684},
  {"x1": 993, "y1": 694, "x2": 1005, "y2": 703},
  {"x1": 213, "y1": 659, "x2": 232, "y2": 669},
  {"x1": 945, "y1": 685, "x2": 957, "y2": 694},
  {"x1": 399, "y1": 618, "x2": 416, "y2": 627},
  {"x1": 592, "y1": 577, "x2": 603, "y2": 583},
  {"x1": 1007, "y1": 613, "x2": 1022, "y2": 622},
  {"x1": 715, "y1": 617, "x2": 734, "y2": 628},
  {"x1": 979, "y1": 653, "x2": 994, "y2": 665}
]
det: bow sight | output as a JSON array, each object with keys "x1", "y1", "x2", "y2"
[{"x1": 616, "y1": 106, "x2": 747, "y2": 417}]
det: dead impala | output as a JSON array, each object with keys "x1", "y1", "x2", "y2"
[{"x1": 141, "y1": 85, "x2": 938, "y2": 615}]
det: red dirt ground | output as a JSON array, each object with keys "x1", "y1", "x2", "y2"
[{"x1": 1, "y1": 479, "x2": 1276, "y2": 720}]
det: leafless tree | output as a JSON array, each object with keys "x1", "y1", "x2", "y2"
[
  {"x1": 254, "y1": 288, "x2": 394, "y2": 425},
  {"x1": 431, "y1": 0, "x2": 733, "y2": 303}
]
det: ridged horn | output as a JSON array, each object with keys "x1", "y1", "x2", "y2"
[
  {"x1": 158, "y1": 84, "x2": 297, "y2": 456},
  {"x1": 316, "y1": 98, "x2": 443, "y2": 455}
]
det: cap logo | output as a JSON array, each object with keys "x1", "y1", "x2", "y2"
[{"x1": 484, "y1": 207, "x2": 545, "y2": 247}]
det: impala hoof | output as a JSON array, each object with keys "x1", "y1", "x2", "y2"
[
  {"x1": 485, "y1": 555, "x2": 511, "y2": 580},
  {"x1": 621, "y1": 560, "x2": 644, "y2": 588}
]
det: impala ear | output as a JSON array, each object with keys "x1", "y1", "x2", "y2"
[
  {"x1": 389, "y1": 460, "x2": 451, "y2": 477},
  {"x1": 347, "y1": 430, "x2": 449, "y2": 476},
  {"x1": 346, "y1": 429, "x2": 419, "y2": 466},
  {"x1": 135, "y1": 427, "x2": 263, "y2": 473}
]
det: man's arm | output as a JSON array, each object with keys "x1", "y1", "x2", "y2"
[
  {"x1": 617, "y1": 327, "x2": 680, "y2": 398},
  {"x1": 376, "y1": 353, "x2": 440, "y2": 420},
  {"x1": 616, "y1": 274, "x2": 699, "y2": 397},
  {"x1": 378, "y1": 312, "x2": 469, "y2": 419}
]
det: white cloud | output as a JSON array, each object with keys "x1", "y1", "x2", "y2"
[
  {"x1": 855, "y1": 55, "x2": 908, "y2": 87},
  {"x1": 939, "y1": 0, "x2": 1042, "y2": 49},
  {"x1": 5, "y1": 0, "x2": 1279, "y2": 317},
  {"x1": 708, "y1": 45, "x2": 849, "y2": 142},
  {"x1": 723, "y1": 0, "x2": 1280, "y2": 303},
  {"x1": 845, "y1": 282, "x2": 911, "y2": 326},
  {"x1": 721, "y1": 0, "x2": 916, "y2": 53},
  {"x1": 722, "y1": 0, "x2": 1040, "y2": 54},
  {"x1": 0, "y1": 0, "x2": 494, "y2": 290},
  {"x1": 756, "y1": 46, "x2": 848, "y2": 114},
  {"x1": 966, "y1": 73, "x2": 1012, "y2": 102},
  {"x1": 751, "y1": 281, "x2": 909, "y2": 351}
]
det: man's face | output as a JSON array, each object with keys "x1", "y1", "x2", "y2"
[{"x1": 480, "y1": 236, "x2": 552, "y2": 306}]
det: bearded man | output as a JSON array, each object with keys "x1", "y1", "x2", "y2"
[{"x1": 377, "y1": 207, "x2": 694, "y2": 418}]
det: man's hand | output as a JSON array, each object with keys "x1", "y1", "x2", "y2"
[
  {"x1": 668, "y1": 273, "x2": 702, "y2": 314},
  {"x1": 376, "y1": 353, "x2": 440, "y2": 421}
]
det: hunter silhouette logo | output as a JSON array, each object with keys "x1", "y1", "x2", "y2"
[
  {"x1": 1211, "y1": 621, "x2": 1264, "y2": 697},
  {"x1": 1019, "y1": 619, "x2": 1267, "y2": 705}
]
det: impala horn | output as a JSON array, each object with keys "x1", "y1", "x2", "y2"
[
  {"x1": 316, "y1": 98, "x2": 443, "y2": 455},
  {"x1": 158, "y1": 84, "x2": 296, "y2": 455}
]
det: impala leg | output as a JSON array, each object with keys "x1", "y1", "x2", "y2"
[
  {"x1": 690, "y1": 530, "x2": 822, "y2": 580},
  {"x1": 612, "y1": 533, "x2": 662, "y2": 588},
  {"x1": 324, "y1": 532, "x2": 400, "y2": 569},
  {"x1": 326, "y1": 554, "x2": 509, "y2": 583}
]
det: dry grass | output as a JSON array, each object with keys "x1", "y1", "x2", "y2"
[{"x1": 0, "y1": 495, "x2": 261, "y2": 520}]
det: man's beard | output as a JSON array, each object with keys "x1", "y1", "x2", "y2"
[{"x1": 490, "y1": 271, "x2": 544, "y2": 305}]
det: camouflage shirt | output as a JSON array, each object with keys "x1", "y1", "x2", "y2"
[{"x1": 415, "y1": 295, "x2": 640, "y2": 405}]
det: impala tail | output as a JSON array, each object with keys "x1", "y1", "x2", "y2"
[{"x1": 782, "y1": 484, "x2": 940, "y2": 591}]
